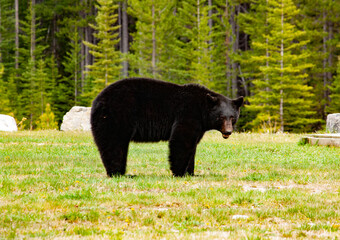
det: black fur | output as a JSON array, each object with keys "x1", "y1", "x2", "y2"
[{"x1": 91, "y1": 78, "x2": 243, "y2": 177}]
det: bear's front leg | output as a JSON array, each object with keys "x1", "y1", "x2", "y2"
[{"x1": 169, "y1": 122, "x2": 202, "y2": 177}]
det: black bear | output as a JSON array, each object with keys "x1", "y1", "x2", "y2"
[{"x1": 91, "y1": 78, "x2": 243, "y2": 177}]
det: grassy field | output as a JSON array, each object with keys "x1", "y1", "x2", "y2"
[{"x1": 0, "y1": 131, "x2": 339, "y2": 239}]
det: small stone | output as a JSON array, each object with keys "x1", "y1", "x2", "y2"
[{"x1": 231, "y1": 215, "x2": 249, "y2": 220}]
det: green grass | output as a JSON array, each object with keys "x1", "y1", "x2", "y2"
[{"x1": 0, "y1": 131, "x2": 339, "y2": 239}]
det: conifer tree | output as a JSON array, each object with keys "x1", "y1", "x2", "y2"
[
  {"x1": 328, "y1": 48, "x2": 340, "y2": 113},
  {"x1": 20, "y1": 60, "x2": 38, "y2": 129},
  {"x1": 19, "y1": 1, "x2": 48, "y2": 129},
  {"x1": 0, "y1": 54, "x2": 11, "y2": 114},
  {"x1": 83, "y1": 0, "x2": 121, "y2": 98},
  {"x1": 128, "y1": 0, "x2": 171, "y2": 80},
  {"x1": 6, "y1": 73, "x2": 18, "y2": 115},
  {"x1": 36, "y1": 59, "x2": 52, "y2": 115},
  {"x1": 170, "y1": 0, "x2": 215, "y2": 86},
  {"x1": 36, "y1": 103, "x2": 58, "y2": 130},
  {"x1": 62, "y1": 27, "x2": 82, "y2": 105},
  {"x1": 244, "y1": 0, "x2": 317, "y2": 132},
  {"x1": 238, "y1": 0, "x2": 276, "y2": 131},
  {"x1": 19, "y1": 1, "x2": 46, "y2": 66},
  {"x1": 298, "y1": 0, "x2": 340, "y2": 121},
  {"x1": 20, "y1": 58, "x2": 51, "y2": 129},
  {"x1": 47, "y1": 54, "x2": 64, "y2": 123},
  {"x1": 0, "y1": 0, "x2": 15, "y2": 70},
  {"x1": 208, "y1": 0, "x2": 231, "y2": 94},
  {"x1": 189, "y1": 1, "x2": 214, "y2": 87}
]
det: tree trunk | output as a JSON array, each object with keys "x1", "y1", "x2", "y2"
[
  {"x1": 225, "y1": 0, "x2": 231, "y2": 95},
  {"x1": 15, "y1": 0, "x2": 19, "y2": 70},
  {"x1": 231, "y1": 5, "x2": 238, "y2": 98},
  {"x1": 279, "y1": 2, "x2": 284, "y2": 132},
  {"x1": 120, "y1": 0, "x2": 129, "y2": 77},
  {"x1": 74, "y1": 29, "x2": 79, "y2": 104},
  {"x1": 30, "y1": 0, "x2": 36, "y2": 131},
  {"x1": 151, "y1": 3, "x2": 156, "y2": 78},
  {"x1": 81, "y1": 26, "x2": 85, "y2": 88},
  {"x1": 31, "y1": 0, "x2": 36, "y2": 63},
  {"x1": 0, "y1": 4, "x2": 2, "y2": 62},
  {"x1": 326, "y1": 16, "x2": 333, "y2": 115},
  {"x1": 52, "y1": 10, "x2": 57, "y2": 58},
  {"x1": 322, "y1": 8, "x2": 327, "y2": 118},
  {"x1": 197, "y1": 0, "x2": 201, "y2": 66},
  {"x1": 208, "y1": 0, "x2": 212, "y2": 48},
  {"x1": 265, "y1": 0, "x2": 269, "y2": 90},
  {"x1": 81, "y1": 0, "x2": 94, "y2": 91}
]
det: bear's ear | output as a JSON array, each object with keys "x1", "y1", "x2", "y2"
[
  {"x1": 233, "y1": 96, "x2": 244, "y2": 108},
  {"x1": 207, "y1": 93, "x2": 219, "y2": 105}
]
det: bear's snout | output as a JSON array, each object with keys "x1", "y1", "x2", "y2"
[{"x1": 221, "y1": 119, "x2": 233, "y2": 139}]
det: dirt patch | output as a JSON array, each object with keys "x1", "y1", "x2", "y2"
[{"x1": 242, "y1": 182, "x2": 337, "y2": 194}]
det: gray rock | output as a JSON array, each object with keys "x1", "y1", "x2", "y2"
[
  {"x1": 60, "y1": 106, "x2": 91, "y2": 131},
  {"x1": 0, "y1": 114, "x2": 18, "y2": 132},
  {"x1": 326, "y1": 113, "x2": 340, "y2": 133}
]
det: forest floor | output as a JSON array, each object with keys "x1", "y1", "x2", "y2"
[{"x1": 0, "y1": 131, "x2": 339, "y2": 239}]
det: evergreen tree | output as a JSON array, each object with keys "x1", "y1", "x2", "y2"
[
  {"x1": 51, "y1": 76, "x2": 74, "y2": 125},
  {"x1": 189, "y1": 0, "x2": 214, "y2": 87},
  {"x1": 36, "y1": 58, "x2": 52, "y2": 115},
  {"x1": 169, "y1": 0, "x2": 216, "y2": 86},
  {"x1": 18, "y1": 1, "x2": 47, "y2": 67},
  {"x1": 62, "y1": 26, "x2": 83, "y2": 105},
  {"x1": 83, "y1": 0, "x2": 122, "y2": 98},
  {"x1": 128, "y1": 0, "x2": 171, "y2": 80},
  {"x1": 18, "y1": 1, "x2": 48, "y2": 129},
  {"x1": 36, "y1": 103, "x2": 58, "y2": 130},
  {"x1": 0, "y1": 54, "x2": 11, "y2": 114},
  {"x1": 208, "y1": 0, "x2": 232, "y2": 94},
  {"x1": 328, "y1": 45, "x2": 340, "y2": 113},
  {"x1": 0, "y1": 0, "x2": 16, "y2": 115},
  {"x1": 20, "y1": 60, "x2": 39, "y2": 129},
  {"x1": 4, "y1": 73, "x2": 18, "y2": 116},
  {"x1": 20, "y1": 57, "x2": 51, "y2": 129},
  {"x1": 244, "y1": 0, "x2": 317, "y2": 132},
  {"x1": 238, "y1": 0, "x2": 275, "y2": 131},
  {"x1": 56, "y1": 0, "x2": 93, "y2": 105},
  {"x1": 47, "y1": 54, "x2": 65, "y2": 124},
  {"x1": 298, "y1": 0, "x2": 340, "y2": 121},
  {"x1": 0, "y1": 0, "x2": 15, "y2": 72}
]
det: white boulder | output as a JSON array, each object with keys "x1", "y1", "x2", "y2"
[
  {"x1": 326, "y1": 113, "x2": 340, "y2": 133},
  {"x1": 60, "y1": 106, "x2": 91, "y2": 131},
  {"x1": 0, "y1": 114, "x2": 18, "y2": 132}
]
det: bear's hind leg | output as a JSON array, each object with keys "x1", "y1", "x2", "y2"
[
  {"x1": 99, "y1": 140, "x2": 129, "y2": 177},
  {"x1": 92, "y1": 121, "x2": 131, "y2": 177}
]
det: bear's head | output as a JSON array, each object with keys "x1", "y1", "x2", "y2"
[{"x1": 207, "y1": 94, "x2": 244, "y2": 139}]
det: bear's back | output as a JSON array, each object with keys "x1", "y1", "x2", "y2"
[
  {"x1": 93, "y1": 78, "x2": 183, "y2": 142},
  {"x1": 98, "y1": 78, "x2": 179, "y2": 102},
  {"x1": 92, "y1": 78, "x2": 214, "y2": 142}
]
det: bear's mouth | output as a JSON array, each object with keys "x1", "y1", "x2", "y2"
[{"x1": 222, "y1": 133, "x2": 230, "y2": 139}]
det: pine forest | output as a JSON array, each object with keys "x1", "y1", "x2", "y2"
[{"x1": 0, "y1": 0, "x2": 339, "y2": 132}]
